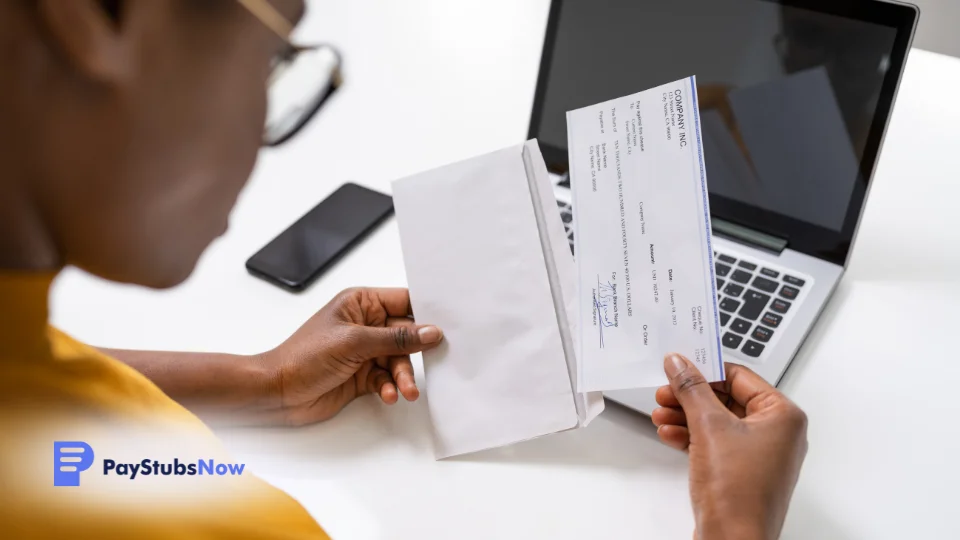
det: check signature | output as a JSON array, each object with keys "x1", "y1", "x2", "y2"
[{"x1": 594, "y1": 277, "x2": 617, "y2": 348}]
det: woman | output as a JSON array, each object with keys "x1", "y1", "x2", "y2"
[{"x1": 0, "y1": 1, "x2": 807, "y2": 539}]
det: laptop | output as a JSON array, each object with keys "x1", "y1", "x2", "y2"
[{"x1": 527, "y1": 0, "x2": 919, "y2": 414}]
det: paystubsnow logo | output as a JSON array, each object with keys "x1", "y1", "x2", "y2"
[
  {"x1": 103, "y1": 458, "x2": 246, "y2": 479},
  {"x1": 54, "y1": 441, "x2": 246, "y2": 486}
]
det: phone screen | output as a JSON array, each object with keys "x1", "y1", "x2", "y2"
[{"x1": 246, "y1": 183, "x2": 394, "y2": 291}]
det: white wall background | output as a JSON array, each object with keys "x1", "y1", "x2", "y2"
[{"x1": 911, "y1": 0, "x2": 960, "y2": 58}]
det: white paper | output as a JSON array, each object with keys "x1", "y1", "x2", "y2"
[
  {"x1": 567, "y1": 76, "x2": 724, "y2": 392},
  {"x1": 393, "y1": 140, "x2": 602, "y2": 459}
]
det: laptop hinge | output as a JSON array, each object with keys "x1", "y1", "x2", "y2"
[{"x1": 712, "y1": 218, "x2": 787, "y2": 255}]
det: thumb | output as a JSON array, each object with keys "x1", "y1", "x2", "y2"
[
  {"x1": 347, "y1": 323, "x2": 444, "y2": 359},
  {"x1": 663, "y1": 353, "x2": 725, "y2": 426}
]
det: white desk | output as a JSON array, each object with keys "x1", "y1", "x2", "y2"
[{"x1": 51, "y1": 1, "x2": 960, "y2": 538}]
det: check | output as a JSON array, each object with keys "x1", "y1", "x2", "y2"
[{"x1": 567, "y1": 76, "x2": 724, "y2": 392}]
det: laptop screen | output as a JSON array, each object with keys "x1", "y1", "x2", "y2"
[{"x1": 529, "y1": 0, "x2": 916, "y2": 263}]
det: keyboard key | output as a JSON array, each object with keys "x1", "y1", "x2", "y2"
[
  {"x1": 784, "y1": 275, "x2": 806, "y2": 287},
  {"x1": 730, "y1": 318, "x2": 751, "y2": 334},
  {"x1": 741, "y1": 341, "x2": 765, "y2": 358},
  {"x1": 771, "y1": 299, "x2": 791, "y2": 314},
  {"x1": 716, "y1": 263, "x2": 731, "y2": 277},
  {"x1": 779, "y1": 285, "x2": 800, "y2": 300},
  {"x1": 752, "y1": 326, "x2": 774, "y2": 343},
  {"x1": 568, "y1": 231, "x2": 574, "y2": 243},
  {"x1": 738, "y1": 261, "x2": 757, "y2": 271},
  {"x1": 738, "y1": 290, "x2": 771, "y2": 320},
  {"x1": 752, "y1": 276, "x2": 778, "y2": 293},
  {"x1": 722, "y1": 333, "x2": 744, "y2": 349},
  {"x1": 720, "y1": 312, "x2": 731, "y2": 326},
  {"x1": 723, "y1": 283, "x2": 744, "y2": 297},
  {"x1": 561, "y1": 212, "x2": 573, "y2": 224},
  {"x1": 760, "y1": 268, "x2": 780, "y2": 278},
  {"x1": 731, "y1": 270, "x2": 751, "y2": 284},
  {"x1": 557, "y1": 200, "x2": 570, "y2": 210},
  {"x1": 720, "y1": 297, "x2": 741, "y2": 312},
  {"x1": 761, "y1": 312, "x2": 783, "y2": 328},
  {"x1": 717, "y1": 278, "x2": 726, "y2": 290},
  {"x1": 717, "y1": 254, "x2": 736, "y2": 264}
]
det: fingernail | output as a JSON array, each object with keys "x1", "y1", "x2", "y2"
[
  {"x1": 418, "y1": 326, "x2": 442, "y2": 344},
  {"x1": 664, "y1": 354, "x2": 687, "y2": 377}
]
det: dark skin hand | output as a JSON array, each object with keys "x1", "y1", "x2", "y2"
[
  {"x1": 104, "y1": 288, "x2": 442, "y2": 427},
  {"x1": 653, "y1": 355, "x2": 809, "y2": 540}
]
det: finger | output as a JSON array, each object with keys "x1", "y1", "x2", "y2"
[
  {"x1": 368, "y1": 288, "x2": 415, "y2": 318},
  {"x1": 366, "y1": 367, "x2": 398, "y2": 405},
  {"x1": 389, "y1": 355, "x2": 419, "y2": 402},
  {"x1": 651, "y1": 407, "x2": 687, "y2": 427},
  {"x1": 655, "y1": 386, "x2": 680, "y2": 408},
  {"x1": 663, "y1": 354, "x2": 727, "y2": 427},
  {"x1": 346, "y1": 322, "x2": 443, "y2": 359},
  {"x1": 379, "y1": 382, "x2": 398, "y2": 405},
  {"x1": 386, "y1": 317, "x2": 416, "y2": 328},
  {"x1": 729, "y1": 401, "x2": 747, "y2": 419},
  {"x1": 722, "y1": 362, "x2": 780, "y2": 414},
  {"x1": 656, "y1": 425, "x2": 690, "y2": 451},
  {"x1": 375, "y1": 318, "x2": 419, "y2": 370},
  {"x1": 657, "y1": 386, "x2": 730, "y2": 409}
]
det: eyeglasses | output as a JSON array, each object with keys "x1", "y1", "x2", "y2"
[{"x1": 238, "y1": 0, "x2": 342, "y2": 146}]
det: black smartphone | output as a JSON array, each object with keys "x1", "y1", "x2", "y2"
[{"x1": 246, "y1": 183, "x2": 394, "y2": 292}]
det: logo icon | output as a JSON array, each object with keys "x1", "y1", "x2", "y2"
[{"x1": 54, "y1": 441, "x2": 94, "y2": 487}]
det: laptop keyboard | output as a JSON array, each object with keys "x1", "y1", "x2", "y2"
[
  {"x1": 714, "y1": 251, "x2": 810, "y2": 362},
  {"x1": 557, "y1": 198, "x2": 811, "y2": 363}
]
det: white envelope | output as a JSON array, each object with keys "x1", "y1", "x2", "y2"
[{"x1": 393, "y1": 140, "x2": 604, "y2": 459}]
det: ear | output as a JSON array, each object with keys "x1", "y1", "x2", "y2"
[{"x1": 36, "y1": 0, "x2": 134, "y2": 82}]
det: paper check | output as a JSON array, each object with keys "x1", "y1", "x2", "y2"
[{"x1": 567, "y1": 76, "x2": 724, "y2": 392}]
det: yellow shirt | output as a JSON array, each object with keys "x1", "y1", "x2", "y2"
[{"x1": 0, "y1": 273, "x2": 330, "y2": 540}]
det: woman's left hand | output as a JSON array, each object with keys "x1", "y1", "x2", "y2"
[{"x1": 256, "y1": 287, "x2": 443, "y2": 426}]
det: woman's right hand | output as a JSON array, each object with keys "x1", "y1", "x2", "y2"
[{"x1": 653, "y1": 355, "x2": 808, "y2": 540}]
